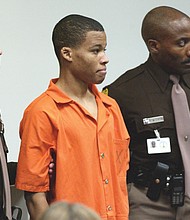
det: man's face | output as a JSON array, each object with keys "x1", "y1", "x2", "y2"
[
  {"x1": 156, "y1": 17, "x2": 190, "y2": 75},
  {"x1": 70, "y1": 31, "x2": 109, "y2": 84}
]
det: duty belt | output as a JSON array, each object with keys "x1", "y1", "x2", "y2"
[{"x1": 128, "y1": 162, "x2": 184, "y2": 207}]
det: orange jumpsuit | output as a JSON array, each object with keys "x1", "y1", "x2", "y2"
[{"x1": 16, "y1": 79, "x2": 130, "y2": 220}]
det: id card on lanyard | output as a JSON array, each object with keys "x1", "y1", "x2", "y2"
[{"x1": 147, "y1": 129, "x2": 171, "y2": 154}]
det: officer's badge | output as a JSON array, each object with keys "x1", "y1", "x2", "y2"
[{"x1": 102, "y1": 88, "x2": 109, "y2": 96}]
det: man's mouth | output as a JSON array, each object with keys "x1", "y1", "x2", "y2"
[
  {"x1": 97, "y1": 68, "x2": 107, "y2": 74},
  {"x1": 182, "y1": 58, "x2": 190, "y2": 65}
]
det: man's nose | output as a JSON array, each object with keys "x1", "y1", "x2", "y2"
[{"x1": 101, "y1": 53, "x2": 109, "y2": 64}]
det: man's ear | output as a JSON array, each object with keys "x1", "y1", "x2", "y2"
[
  {"x1": 60, "y1": 47, "x2": 72, "y2": 61},
  {"x1": 147, "y1": 39, "x2": 160, "y2": 54}
]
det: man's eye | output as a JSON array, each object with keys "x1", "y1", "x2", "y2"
[
  {"x1": 178, "y1": 39, "x2": 186, "y2": 47},
  {"x1": 93, "y1": 49, "x2": 99, "y2": 54}
]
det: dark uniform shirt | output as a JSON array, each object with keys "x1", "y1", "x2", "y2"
[{"x1": 103, "y1": 56, "x2": 190, "y2": 178}]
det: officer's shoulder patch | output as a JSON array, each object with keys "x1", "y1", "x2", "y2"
[{"x1": 102, "y1": 87, "x2": 109, "y2": 96}]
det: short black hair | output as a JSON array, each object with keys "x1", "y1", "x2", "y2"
[{"x1": 52, "y1": 14, "x2": 104, "y2": 61}]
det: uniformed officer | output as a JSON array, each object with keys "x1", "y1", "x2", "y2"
[{"x1": 103, "y1": 6, "x2": 190, "y2": 220}]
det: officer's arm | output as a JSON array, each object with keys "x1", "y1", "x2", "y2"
[{"x1": 24, "y1": 191, "x2": 48, "y2": 220}]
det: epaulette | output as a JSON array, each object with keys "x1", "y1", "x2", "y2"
[{"x1": 102, "y1": 87, "x2": 109, "y2": 96}]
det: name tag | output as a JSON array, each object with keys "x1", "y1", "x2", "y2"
[
  {"x1": 147, "y1": 137, "x2": 171, "y2": 154},
  {"x1": 143, "y1": 116, "x2": 164, "y2": 125}
]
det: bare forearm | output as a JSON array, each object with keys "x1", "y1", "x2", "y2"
[{"x1": 25, "y1": 191, "x2": 49, "y2": 220}]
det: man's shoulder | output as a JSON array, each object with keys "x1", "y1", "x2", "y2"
[
  {"x1": 107, "y1": 63, "x2": 146, "y2": 89},
  {"x1": 102, "y1": 61, "x2": 148, "y2": 99},
  {"x1": 23, "y1": 91, "x2": 57, "y2": 119},
  {"x1": 26, "y1": 92, "x2": 48, "y2": 111},
  {"x1": 99, "y1": 91, "x2": 117, "y2": 105}
]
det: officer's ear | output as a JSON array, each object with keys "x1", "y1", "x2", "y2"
[
  {"x1": 60, "y1": 47, "x2": 72, "y2": 62},
  {"x1": 147, "y1": 39, "x2": 160, "y2": 54}
]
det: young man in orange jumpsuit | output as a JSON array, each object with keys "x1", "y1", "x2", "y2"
[{"x1": 16, "y1": 15, "x2": 130, "y2": 220}]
